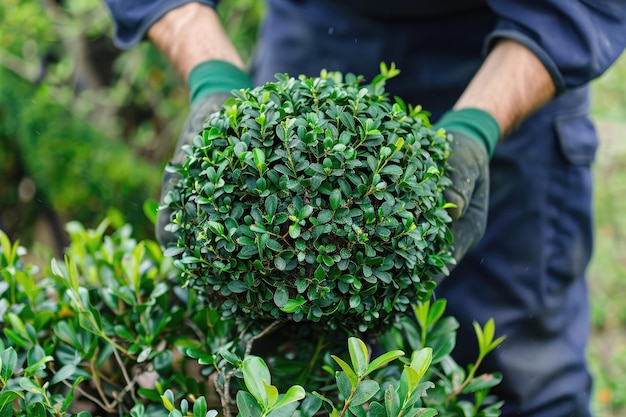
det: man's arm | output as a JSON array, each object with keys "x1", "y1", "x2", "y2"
[
  {"x1": 454, "y1": 39, "x2": 555, "y2": 137},
  {"x1": 146, "y1": 2, "x2": 244, "y2": 82},
  {"x1": 142, "y1": 3, "x2": 253, "y2": 246},
  {"x1": 434, "y1": 39, "x2": 556, "y2": 267}
]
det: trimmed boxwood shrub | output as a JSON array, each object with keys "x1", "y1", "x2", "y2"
[{"x1": 166, "y1": 64, "x2": 454, "y2": 334}]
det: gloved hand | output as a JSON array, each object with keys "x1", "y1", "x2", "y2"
[
  {"x1": 435, "y1": 108, "x2": 500, "y2": 267},
  {"x1": 156, "y1": 60, "x2": 253, "y2": 247}
]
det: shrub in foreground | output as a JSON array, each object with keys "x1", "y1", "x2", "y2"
[{"x1": 0, "y1": 219, "x2": 503, "y2": 416}]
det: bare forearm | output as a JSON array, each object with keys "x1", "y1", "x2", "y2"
[
  {"x1": 454, "y1": 39, "x2": 556, "y2": 137},
  {"x1": 147, "y1": 3, "x2": 244, "y2": 82}
]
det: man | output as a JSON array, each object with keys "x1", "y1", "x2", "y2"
[{"x1": 103, "y1": 1, "x2": 626, "y2": 416}]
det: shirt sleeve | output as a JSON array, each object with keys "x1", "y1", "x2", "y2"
[
  {"x1": 102, "y1": 0, "x2": 218, "y2": 49},
  {"x1": 485, "y1": 0, "x2": 626, "y2": 94}
]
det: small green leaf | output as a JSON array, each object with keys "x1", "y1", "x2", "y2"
[
  {"x1": 281, "y1": 296, "x2": 306, "y2": 313},
  {"x1": 237, "y1": 391, "x2": 263, "y2": 417},
  {"x1": 366, "y1": 349, "x2": 404, "y2": 375},
  {"x1": 264, "y1": 380, "x2": 280, "y2": 409},
  {"x1": 329, "y1": 189, "x2": 342, "y2": 211},
  {"x1": 50, "y1": 364, "x2": 76, "y2": 385},
  {"x1": 26, "y1": 402, "x2": 46, "y2": 417},
  {"x1": 274, "y1": 256, "x2": 287, "y2": 271},
  {"x1": 473, "y1": 319, "x2": 505, "y2": 359},
  {"x1": 243, "y1": 356, "x2": 271, "y2": 407},
  {"x1": 384, "y1": 383, "x2": 400, "y2": 417},
  {"x1": 265, "y1": 194, "x2": 279, "y2": 216},
  {"x1": 427, "y1": 299, "x2": 447, "y2": 326},
  {"x1": 348, "y1": 337, "x2": 369, "y2": 377},
  {"x1": 3, "y1": 329, "x2": 29, "y2": 350},
  {"x1": 227, "y1": 280, "x2": 248, "y2": 293},
  {"x1": 219, "y1": 349, "x2": 241, "y2": 366},
  {"x1": 266, "y1": 239, "x2": 283, "y2": 252},
  {"x1": 19, "y1": 377, "x2": 43, "y2": 394},
  {"x1": 313, "y1": 392, "x2": 340, "y2": 417},
  {"x1": 367, "y1": 402, "x2": 386, "y2": 417},
  {"x1": 336, "y1": 370, "x2": 353, "y2": 400},
  {"x1": 271, "y1": 385, "x2": 306, "y2": 412},
  {"x1": 0, "y1": 348, "x2": 17, "y2": 383},
  {"x1": 207, "y1": 221, "x2": 225, "y2": 236},
  {"x1": 253, "y1": 148, "x2": 266, "y2": 175},
  {"x1": 24, "y1": 353, "x2": 53, "y2": 378},
  {"x1": 138, "y1": 347, "x2": 152, "y2": 363},
  {"x1": 331, "y1": 355, "x2": 358, "y2": 387},
  {"x1": 317, "y1": 210, "x2": 333, "y2": 224},
  {"x1": 0, "y1": 390, "x2": 24, "y2": 410},
  {"x1": 192, "y1": 396, "x2": 208, "y2": 417},
  {"x1": 403, "y1": 366, "x2": 420, "y2": 398},
  {"x1": 350, "y1": 380, "x2": 380, "y2": 406},
  {"x1": 409, "y1": 347, "x2": 432, "y2": 383},
  {"x1": 380, "y1": 165, "x2": 403, "y2": 176},
  {"x1": 60, "y1": 376, "x2": 85, "y2": 413},
  {"x1": 66, "y1": 255, "x2": 80, "y2": 294},
  {"x1": 143, "y1": 199, "x2": 159, "y2": 225},
  {"x1": 6, "y1": 313, "x2": 28, "y2": 343},
  {"x1": 54, "y1": 321, "x2": 83, "y2": 348},
  {"x1": 273, "y1": 286, "x2": 289, "y2": 307},
  {"x1": 298, "y1": 394, "x2": 323, "y2": 417},
  {"x1": 461, "y1": 372, "x2": 503, "y2": 394},
  {"x1": 289, "y1": 223, "x2": 301, "y2": 239},
  {"x1": 161, "y1": 389, "x2": 175, "y2": 411},
  {"x1": 50, "y1": 258, "x2": 64, "y2": 279}
]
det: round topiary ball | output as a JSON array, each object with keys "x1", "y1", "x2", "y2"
[{"x1": 166, "y1": 65, "x2": 454, "y2": 335}]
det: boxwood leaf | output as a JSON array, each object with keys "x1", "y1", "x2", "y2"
[
  {"x1": 0, "y1": 347, "x2": 17, "y2": 383},
  {"x1": 329, "y1": 189, "x2": 342, "y2": 211},
  {"x1": 50, "y1": 364, "x2": 77, "y2": 385},
  {"x1": 243, "y1": 356, "x2": 271, "y2": 407},
  {"x1": 348, "y1": 337, "x2": 369, "y2": 377},
  {"x1": 273, "y1": 286, "x2": 289, "y2": 307},
  {"x1": 331, "y1": 355, "x2": 357, "y2": 387},
  {"x1": 281, "y1": 296, "x2": 306, "y2": 313},
  {"x1": 366, "y1": 349, "x2": 404, "y2": 375},
  {"x1": 237, "y1": 391, "x2": 263, "y2": 417},
  {"x1": 350, "y1": 379, "x2": 379, "y2": 406},
  {"x1": 227, "y1": 281, "x2": 248, "y2": 293},
  {"x1": 265, "y1": 194, "x2": 278, "y2": 216}
]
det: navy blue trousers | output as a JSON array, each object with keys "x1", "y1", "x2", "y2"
[{"x1": 250, "y1": 1, "x2": 597, "y2": 416}]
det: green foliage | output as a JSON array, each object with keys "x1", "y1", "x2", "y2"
[
  {"x1": 0, "y1": 0, "x2": 172, "y2": 242},
  {"x1": 167, "y1": 64, "x2": 454, "y2": 335},
  {"x1": 237, "y1": 356, "x2": 305, "y2": 417},
  {"x1": 0, "y1": 0, "x2": 264, "y2": 245},
  {"x1": 0, "y1": 221, "x2": 229, "y2": 415},
  {"x1": 0, "y1": 218, "x2": 503, "y2": 416}
]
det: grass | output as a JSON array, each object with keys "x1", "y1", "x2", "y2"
[{"x1": 588, "y1": 52, "x2": 626, "y2": 417}]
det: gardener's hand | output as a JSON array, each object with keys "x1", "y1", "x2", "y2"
[
  {"x1": 156, "y1": 60, "x2": 253, "y2": 247},
  {"x1": 435, "y1": 108, "x2": 500, "y2": 269}
]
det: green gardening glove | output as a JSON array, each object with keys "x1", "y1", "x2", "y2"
[
  {"x1": 435, "y1": 108, "x2": 500, "y2": 269},
  {"x1": 156, "y1": 60, "x2": 253, "y2": 247}
]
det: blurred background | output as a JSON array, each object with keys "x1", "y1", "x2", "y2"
[{"x1": 0, "y1": 1, "x2": 624, "y2": 415}]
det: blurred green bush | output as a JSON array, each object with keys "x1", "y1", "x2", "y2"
[{"x1": 0, "y1": 0, "x2": 264, "y2": 251}]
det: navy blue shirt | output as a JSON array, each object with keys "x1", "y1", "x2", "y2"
[{"x1": 102, "y1": 0, "x2": 626, "y2": 94}]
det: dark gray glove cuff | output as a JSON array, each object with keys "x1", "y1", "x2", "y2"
[{"x1": 157, "y1": 91, "x2": 232, "y2": 247}]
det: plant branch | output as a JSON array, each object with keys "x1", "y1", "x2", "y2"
[
  {"x1": 61, "y1": 378, "x2": 115, "y2": 413},
  {"x1": 113, "y1": 348, "x2": 139, "y2": 404},
  {"x1": 244, "y1": 320, "x2": 283, "y2": 357},
  {"x1": 88, "y1": 360, "x2": 115, "y2": 411},
  {"x1": 444, "y1": 356, "x2": 485, "y2": 402}
]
